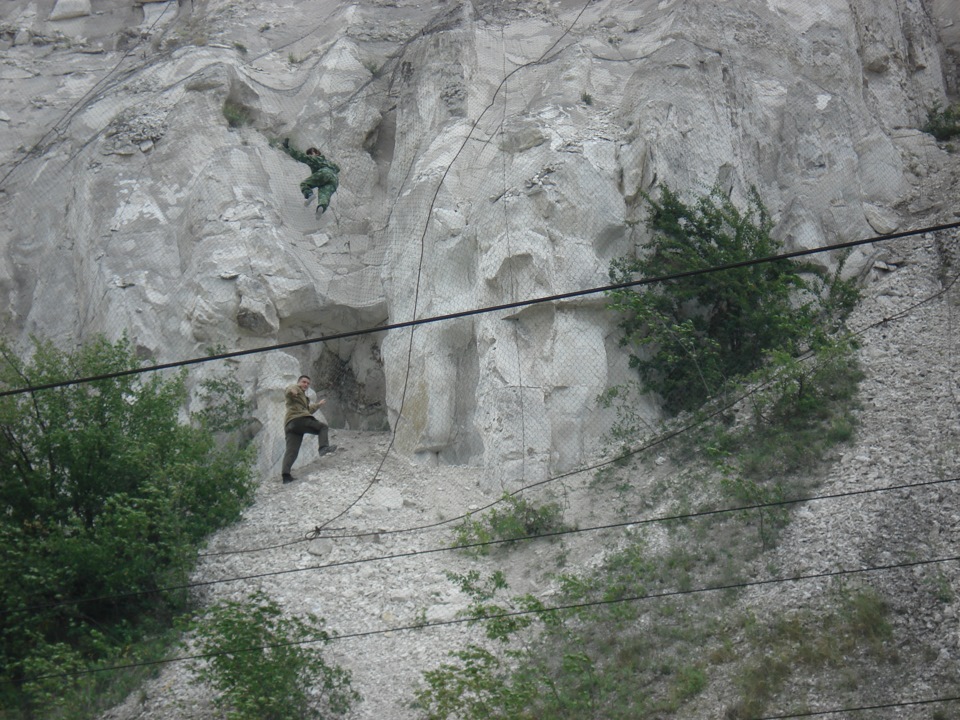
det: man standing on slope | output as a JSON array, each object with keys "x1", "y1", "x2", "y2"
[
  {"x1": 279, "y1": 137, "x2": 340, "y2": 215},
  {"x1": 281, "y1": 375, "x2": 337, "y2": 484}
]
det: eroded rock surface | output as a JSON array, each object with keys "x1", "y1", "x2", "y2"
[{"x1": 1, "y1": 0, "x2": 956, "y2": 483}]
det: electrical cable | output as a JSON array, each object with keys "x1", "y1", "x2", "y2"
[
  {"x1": 2, "y1": 220, "x2": 957, "y2": 400},
  {"x1": 9, "y1": 257, "x2": 951, "y2": 596},
  {"x1": 21, "y1": 551, "x2": 960, "y2": 682},
  {"x1": 21, "y1": 261, "x2": 960, "y2": 609},
  {"x1": 216, "y1": 264, "x2": 960, "y2": 552},
  {"x1": 20, "y1": 475, "x2": 960, "y2": 614},
  {"x1": 9, "y1": 252, "x2": 959, "y2": 619},
  {"x1": 755, "y1": 694, "x2": 960, "y2": 719},
  {"x1": 7, "y1": 210, "x2": 944, "y2": 572}
]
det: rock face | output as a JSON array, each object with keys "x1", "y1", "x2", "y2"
[{"x1": 0, "y1": 0, "x2": 957, "y2": 486}]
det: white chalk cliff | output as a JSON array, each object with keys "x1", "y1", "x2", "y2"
[{"x1": 1, "y1": 0, "x2": 958, "y2": 486}]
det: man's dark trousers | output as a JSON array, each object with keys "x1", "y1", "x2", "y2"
[{"x1": 282, "y1": 416, "x2": 330, "y2": 476}]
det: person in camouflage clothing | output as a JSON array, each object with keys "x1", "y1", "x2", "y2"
[{"x1": 280, "y1": 138, "x2": 340, "y2": 214}]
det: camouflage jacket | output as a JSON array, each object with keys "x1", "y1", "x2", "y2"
[{"x1": 282, "y1": 144, "x2": 340, "y2": 175}]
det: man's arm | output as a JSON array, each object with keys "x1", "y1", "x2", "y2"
[{"x1": 281, "y1": 142, "x2": 311, "y2": 164}]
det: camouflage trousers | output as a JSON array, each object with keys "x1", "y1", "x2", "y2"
[{"x1": 300, "y1": 168, "x2": 339, "y2": 209}]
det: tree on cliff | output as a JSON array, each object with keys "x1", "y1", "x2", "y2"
[
  {"x1": 605, "y1": 184, "x2": 858, "y2": 415},
  {"x1": 0, "y1": 335, "x2": 255, "y2": 717}
]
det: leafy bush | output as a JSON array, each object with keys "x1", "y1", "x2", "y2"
[
  {"x1": 728, "y1": 587, "x2": 894, "y2": 718},
  {"x1": 453, "y1": 494, "x2": 569, "y2": 555},
  {"x1": 188, "y1": 591, "x2": 359, "y2": 720},
  {"x1": 922, "y1": 102, "x2": 960, "y2": 141},
  {"x1": 701, "y1": 335, "x2": 863, "y2": 549},
  {"x1": 723, "y1": 337, "x2": 862, "y2": 476},
  {"x1": 0, "y1": 335, "x2": 255, "y2": 717},
  {"x1": 415, "y1": 572, "x2": 556, "y2": 720},
  {"x1": 445, "y1": 570, "x2": 556, "y2": 642},
  {"x1": 416, "y1": 644, "x2": 541, "y2": 720},
  {"x1": 222, "y1": 99, "x2": 252, "y2": 128},
  {"x1": 606, "y1": 184, "x2": 857, "y2": 414},
  {"x1": 417, "y1": 560, "x2": 715, "y2": 719}
]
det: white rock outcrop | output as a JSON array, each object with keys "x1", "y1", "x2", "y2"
[
  {"x1": 0, "y1": 0, "x2": 957, "y2": 487},
  {"x1": 49, "y1": 0, "x2": 92, "y2": 22}
]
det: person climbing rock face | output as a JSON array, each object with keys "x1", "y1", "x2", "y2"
[
  {"x1": 281, "y1": 375, "x2": 337, "y2": 484},
  {"x1": 280, "y1": 138, "x2": 340, "y2": 215}
]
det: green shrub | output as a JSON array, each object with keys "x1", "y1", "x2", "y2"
[
  {"x1": 188, "y1": 591, "x2": 359, "y2": 720},
  {"x1": 421, "y1": 555, "x2": 716, "y2": 720},
  {"x1": 415, "y1": 572, "x2": 561, "y2": 719},
  {"x1": 606, "y1": 184, "x2": 856, "y2": 415},
  {"x1": 840, "y1": 586, "x2": 892, "y2": 651},
  {"x1": 922, "y1": 102, "x2": 960, "y2": 141},
  {"x1": 729, "y1": 587, "x2": 894, "y2": 717},
  {"x1": 453, "y1": 494, "x2": 568, "y2": 555},
  {"x1": 719, "y1": 475, "x2": 789, "y2": 549},
  {"x1": 0, "y1": 335, "x2": 255, "y2": 717},
  {"x1": 445, "y1": 570, "x2": 557, "y2": 642},
  {"x1": 222, "y1": 99, "x2": 251, "y2": 128},
  {"x1": 698, "y1": 335, "x2": 862, "y2": 549},
  {"x1": 416, "y1": 644, "x2": 540, "y2": 720}
]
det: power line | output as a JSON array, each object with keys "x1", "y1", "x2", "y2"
[
  {"x1": 21, "y1": 475, "x2": 960, "y2": 614},
  {"x1": 756, "y1": 695, "x2": 960, "y2": 719},
  {"x1": 206, "y1": 266, "x2": 960, "y2": 554},
  {"x1": 2, "y1": 220, "x2": 957, "y2": 400},
  {"x1": 11, "y1": 260, "x2": 959, "y2": 614},
  {"x1": 4, "y1": 220, "x2": 956, "y2": 585},
  {"x1": 5, "y1": 4, "x2": 956, "y2": 712},
  {"x1": 24, "y1": 551, "x2": 960, "y2": 682},
  {"x1": 15, "y1": 260, "x2": 960, "y2": 600}
]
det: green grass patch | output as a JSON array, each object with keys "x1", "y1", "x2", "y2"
[
  {"x1": 453, "y1": 494, "x2": 569, "y2": 555},
  {"x1": 728, "y1": 587, "x2": 895, "y2": 718},
  {"x1": 222, "y1": 99, "x2": 252, "y2": 128}
]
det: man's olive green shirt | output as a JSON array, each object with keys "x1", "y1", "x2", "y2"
[{"x1": 284, "y1": 384, "x2": 321, "y2": 427}]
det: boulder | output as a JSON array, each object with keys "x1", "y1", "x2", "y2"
[{"x1": 49, "y1": 0, "x2": 92, "y2": 21}]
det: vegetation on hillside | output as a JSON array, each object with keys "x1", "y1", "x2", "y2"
[
  {"x1": 0, "y1": 336, "x2": 256, "y2": 719},
  {"x1": 415, "y1": 185, "x2": 881, "y2": 719},
  {"x1": 186, "y1": 591, "x2": 360, "y2": 720},
  {"x1": 922, "y1": 101, "x2": 960, "y2": 142},
  {"x1": 604, "y1": 184, "x2": 858, "y2": 416},
  {"x1": 453, "y1": 494, "x2": 570, "y2": 556}
]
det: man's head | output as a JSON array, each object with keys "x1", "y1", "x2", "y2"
[
  {"x1": 297, "y1": 375, "x2": 311, "y2": 391},
  {"x1": 306, "y1": 147, "x2": 321, "y2": 156}
]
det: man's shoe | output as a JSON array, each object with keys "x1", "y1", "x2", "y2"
[
  {"x1": 317, "y1": 444, "x2": 337, "y2": 457},
  {"x1": 282, "y1": 473, "x2": 295, "y2": 483},
  {"x1": 316, "y1": 204, "x2": 326, "y2": 215},
  {"x1": 304, "y1": 194, "x2": 314, "y2": 207}
]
